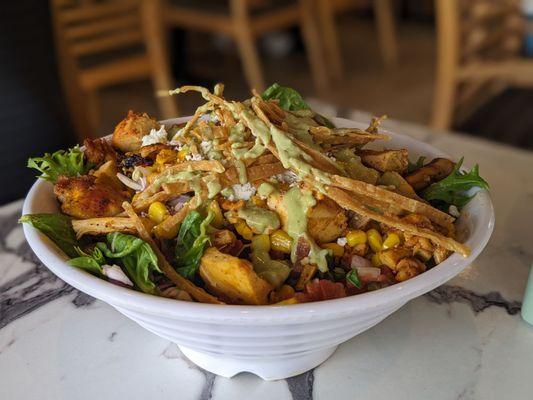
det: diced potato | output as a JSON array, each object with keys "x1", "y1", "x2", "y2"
[
  {"x1": 359, "y1": 149, "x2": 409, "y2": 174},
  {"x1": 307, "y1": 198, "x2": 347, "y2": 243},
  {"x1": 199, "y1": 247, "x2": 273, "y2": 305}
]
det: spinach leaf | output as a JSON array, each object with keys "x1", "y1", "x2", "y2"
[
  {"x1": 68, "y1": 247, "x2": 105, "y2": 276},
  {"x1": 27, "y1": 145, "x2": 93, "y2": 183},
  {"x1": 422, "y1": 158, "x2": 489, "y2": 209},
  {"x1": 262, "y1": 83, "x2": 309, "y2": 111},
  {"x1": 175, "y1": 209, "x2": 214, "y2": 279},
  {"x1": 97, "y1": 232, "x2": 161, "y2": 294},
  {"x1": 19, "y1": 214, "x2": 80, "y2": 257}
]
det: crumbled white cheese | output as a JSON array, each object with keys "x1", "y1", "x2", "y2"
[
  {"x1": 142, "y1": 125, "x2": 168, "y2": 146},
  {"x1": 185, "y1": 153, "x2": 204, "y2": 161},
  {"x1": 200, "y1": 140, "x2": 212, "y2": 155},
  {"x1": 273, "y1": 171, "x2": 299, "y2": 185},
  {"x1": 337, "y1": 237, "x2": 347, "y2": 247},
  {"x1": 232, "y1": 183, "x2": 256, "y2": 200},
  {"x1": 449, "y1": 205, "x2": 461, "y2": 218},
  {"x1": 169, "y1": 140, "x2": 184, "y2": 150},
  {"x1": 102, "y1": 265, "x2": 133, "y2": 286}
]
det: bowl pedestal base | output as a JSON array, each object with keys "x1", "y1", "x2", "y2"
[{"x1": 178, "y1": 345, "x2": 338, "y2": 380}]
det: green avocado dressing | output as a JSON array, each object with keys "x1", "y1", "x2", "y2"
[
  {"x1": 238, "y1": 205, "x2": 280, "y2": 234},
  {"x1": 152, "y1": 170, "x2": 202, "y2": 195},
  {"x1": 282, "y1": 187, "x2": 330, "y2": 272},
  {"x1": 257, "y1": 182, "x2": 277, "y2": 198}
]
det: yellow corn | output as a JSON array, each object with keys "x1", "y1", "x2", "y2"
[
  {"x1": 148, "y1": 201, "x2": 169, "y2": 224},
  {"x1": 177, "y1": 148, "x2": 188, "y2": 161},
  {"x1": 382, "y1": 233, "x2": 400, "y2": 250},
  {"x1": 155, "y1": 149, "x2": 178, "y2": 165},
  {"x1": 272, "y1": 297, "x2": 298, "y2": 305},
  {"x1": 270, "y1": 229, "x2": 293, "y2": 253},
  {"x1": 322, "y1": 242, "x2": 344, "y2": 258},
  {"x1": 235, "y1": 220, "x2": 253, "y2": 240},
  {"x1": 371, "y1": 252, "x2": 382, "y2": 267},
  {"x1": 251, "y1": 234, "x2": 270, "y2": 252},
  {"x1": 367, "y1": 229, "x2": 383, "y2": 252},
  {"x1": 346, "y1": 230, "x2": 367, "y2": 247},
  {"x1": 208, "y1": 200, "x2": 224, "y2": 229}
]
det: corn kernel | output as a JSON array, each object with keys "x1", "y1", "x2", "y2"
[
  {"x1": 346, "y1": 230, "x2": 367, "y2": 247},
  {"x1": 371, "y1": 252, "x2": 382, "y2": 267},
  {"x1": 148, "y1": 201, "x2": 169, "y2": 224},
  {"x1": 251, "y1": 234, "x2": 270, "y2": 252},
  {"x1": 382, "y1": 233, "x2": 400, "y2": 250},
  {"x1": 322, "y1": 242, "x2": 344, "y2": 257},
  {"x1": 155, "y1": 149, "x2": 178, "y2": 165},
  {"x1": 208, "y1": 200, "x2": 224, "y2": 229},
  {"x1": 270, "y1": 229, "x2": 293, "y2": 253},
  {"x1": 272, "y1": 297, "x2": 298, "y2": 305},
  {"x1": 177, "y1": 148, "x2": 188, "y2": 161},
  {"x1": 367, "y1": 229, "x2": 383, "y2": 252},
  {"x1": 235, "y1": 220, "x2": 253, "y2": 240}
]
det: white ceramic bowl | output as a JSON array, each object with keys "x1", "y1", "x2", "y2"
[{"x1": 22, "y1": 117, "x2": 494, "y2": 380}]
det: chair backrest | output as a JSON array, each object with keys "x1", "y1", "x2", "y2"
[
  {"x1": 436, "y1": 0, "x2": 524, "y2": 67},
  {"x1": 51, "y1": 0, "x2": 143, "y2": 60}
]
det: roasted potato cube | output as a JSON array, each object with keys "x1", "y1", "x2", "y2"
[
  {"x1": 359, "y1": 149, "x2": 409, "y2": 174},
  {"x1": 379, "y1": 247, "x2": 412, "y2": 270},
  {"x1": 199, "y1": 247, "x2": 273, "y2": 305},
  {"x1": 111, "y1": 110, "x2": 160, "y2": 152}
]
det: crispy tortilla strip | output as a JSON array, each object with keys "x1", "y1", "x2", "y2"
[
  {"x1": 309, "y1": 126, "x2": 388, "y2": 147},
  {"x1": 330, "y1": 175, "x2": 455, "y2": 232},
  {"x1": 72, "y1": 217, "x2": 137, "y2": 239},
  {"x1": 326, "y1": 187, "x2": 470, "y2": 256},
  {"x1": 359, "y1": 149, "x2": 409, "y2": 174},
  {"x1": 122, "y1": 202, "x2": 224, "y2": 304},
  {"x1": 132, "y1": 191, "x2": 171, "y2": 211},
  {"x1": 221, "y1": 162, "x2": 286, "y2": 186},
  {"x1": 153, "y1": 202, "x2": 191, "y2": 239},
  {"x1": 160, "y1": 160, "x2": 225, "y2": 175},
  {"x1": 162, "y1": 181, "x2": 191, "y2": 195}
]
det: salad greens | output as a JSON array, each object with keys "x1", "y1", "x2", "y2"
[
  {"x1": 175, "y1": 209, "x2": 214, "y2": 279},
  {"x1": 68, "y1": 247, "x2": 106, "y2": 276},
  {"x1": 346, "y1": 269, "x2": 362, "y2": 289},
  {"x1": 96, "y1": 232, "x2": 161, "y2": 294},
  {"x1": 262, "y1": 83, "x2": 335, "y2": 128},
  {"x1": 407, "y1": 156, "x2": 426, "y2": 173},
  {"x1": 19, "y1": 214, "x2": 80, "y2": 258},
  {"x1": 262, "y1": 83, "x2": 309, "y2": 111},
  {"x1": 422, "y1": 158, "x2": 489, "y2": 209},
  {"x1": 27, "y1": 145, "x2": 93, "y2": 183}
]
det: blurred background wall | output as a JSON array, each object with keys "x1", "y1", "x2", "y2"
[{"x1": 3, "y1": 0, "x2": 533, "y2": 203}]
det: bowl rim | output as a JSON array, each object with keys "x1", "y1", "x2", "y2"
[{"x1": 22, "y1": 117, "x2": 495, "y2": 320}]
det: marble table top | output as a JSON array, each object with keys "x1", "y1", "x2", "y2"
[{"x1": 2, "y1": 112, "x2": 533, "y2": 400}]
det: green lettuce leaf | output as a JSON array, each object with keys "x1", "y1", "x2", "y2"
[
  {"x1": 422, "y1": 157, "x2": 489, "y2": 209},
  {"x1": 19, "y1": 214, "x2": 80, "y2": 258},
  {"x1": 27, "y1": 145, "x2": 93, "y2": 183},
  {"x1": 68, "y1": 247, "x2": 105, "y2": 276},
  {"x1": 96, "y1": 232, "x2": 161, "y2": 294},
  {"x1": 262, "y1": 83, "x2": 309, "y2": 111},
  {"x1": 175, "y1": 209, "x2": 214, "y2": 279}
]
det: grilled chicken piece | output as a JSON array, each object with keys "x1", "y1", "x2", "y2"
[
  {"x1": 267, "y1": 193, "x2": 347, "y2": 244},
  {"x1": 395, "y1": 257, "x2": 426, "y2": 282},
  {"x1": 404, "y1": 158, "x2": 455, "y2": 191},
  {"x1": 54, "y1": 175, "x2": 130, "y2": 219},
  {"x1": 359, "y1": 149, "x2": 409, "y2": 174},
  {"x1": 111, "y1": 110, "x2": 159, "y2": 152},
  {"x1": 307, "y1": 198, "x2": 347, "y2": 243},
  {"x1": 84, "y1": 138, "x2": 117, "y2": 166}
]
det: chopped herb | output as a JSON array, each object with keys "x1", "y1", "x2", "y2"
[{"x1": 346, "y1": 269, "x2": 362, "y2": 288}]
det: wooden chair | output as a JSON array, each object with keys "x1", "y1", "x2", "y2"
[
  {"x1": 314, "y1": 0, "x2": 399, "y2": 82},
  {"x1": 161, "y1": 0, "x2": 329, "y2": 94},
  {"x1": 432, "y1": 0, "x2": 530, "y2": 130},
  {"x1": 50, "y1": 0, "x2": 178, "y2": 140}
]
